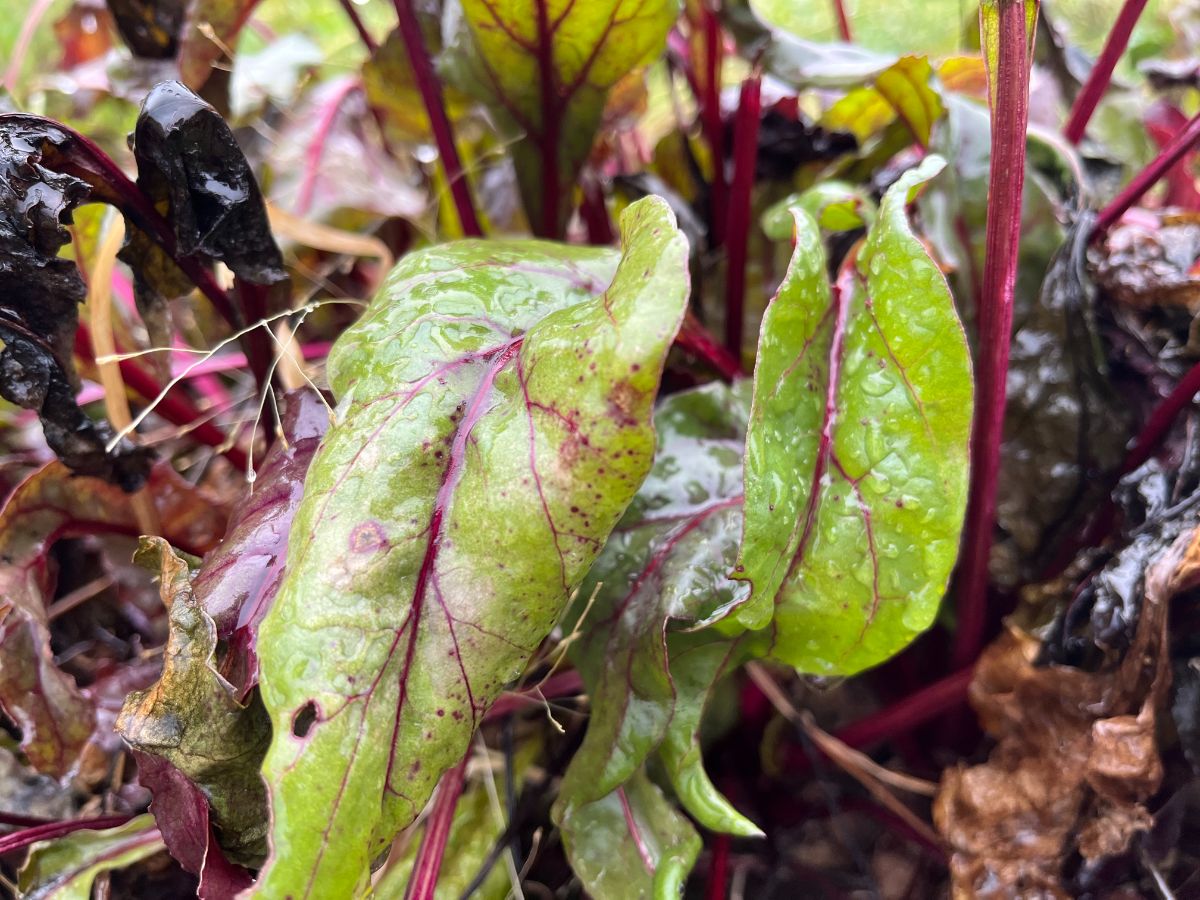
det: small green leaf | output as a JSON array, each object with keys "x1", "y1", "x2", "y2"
[
  {"x1": 762, "y1": 181, "x2": 876, "y2": 240},
  {"x1": 450, "y1": 0, "x2": 679, "y2": 236},
  {"x1": 253, "y1": 196, "x2": 689, "y2": 897},
  {"x1": 736, "y1": 156, "x2": 973, "y2": 675},
  {"x1": 873, "y1": 56, "x2": 944, "y2": 148},
  {"x1": 19, "y1": 815, "x2": 164, "y2": 900},
  {"x1": 557, "y1": 770, "x2": 701, "y2": 900},
  {"x1": 557, "y1": 382, "x2": 760, "y2": 838},
  {"x1": 116, "y1": 537, "x2": 271, "y2": 867}
]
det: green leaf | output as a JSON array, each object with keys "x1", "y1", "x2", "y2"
[
  {"x1": 18, "y1": 815, "x2": 164, "y2": 900},
  {"x1": 253, "y1": 196, "x2": 690, "y2": 897},
  {"x1": 116, "y1": 537, "x2": 271, "y2": 868},
  {"x1": 557, "y1": 770, "x2": 701, "y2": 900},
  {"x1": 451, "y1": 0, "x2": 679, "y2": 236},
  {"x1": 873, "y1": 56, "x2": 944, "y2": 148},
  {"x1": 762, "y1": 181, "x2": 876, "y2": 240},
  {"x1": 735, "y1": 156, "x2": 973, "y2": 675},
  {"x1": 556, "y1": 382, "x2": 760, "y2": 837},
  {"x1": 364, "y1": 27, "x2": 474, "y2": 144}
]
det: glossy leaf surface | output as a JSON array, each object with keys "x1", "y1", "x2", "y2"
[
  {"x1": 558, "y1": 770, "x2": 701, "y2": 900},
  {"x1": 453, "y1": 0, "x2": 678, "y2": 236},
  {"x1": 253, "y1": 197, "x2": 689, "y2": 896},
  {"x1": 0, "y1": 463, "x2": 224, "y2": 777},
  {"x1": 762, "y1": 181, "x2": 876, "y2": 240},
  {"x1": 556, "y1": 381, "x2": 760, "y2": 837},
  {"x1": 116, "y1": 538, "x2": 271, "y2": 868},
  {"x1": 18, "y1": 815, "x2": 164, "y2": 900},
  {"x1": 736, "y1": 156, "x2": 973, "y2": 675}
]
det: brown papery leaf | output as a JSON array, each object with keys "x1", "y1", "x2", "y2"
[{"x1": 934, "y1": 524, "x2": 1200, "y2": 898}]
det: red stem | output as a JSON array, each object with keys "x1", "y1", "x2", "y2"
[
  {"x1": 831, "y1": 0, "x2": 853, "y2": 42},
  {"x1": 677, "y1": 311, "x2": 745, "y2": 381},
  {"x1": 0, "y1": 814, "x2": 134, "y2": 856},
  {"x1": 392, "y1": 0, "x2": 483, "y2": 238},
  {"x1": 296, "y1": 78, "x2": 363, "y2": 216},
  {"x1": 1062, "y1": 0, "x2": 1149, "y2": 145},
  {"x1": 579, "y1": 176, "x2": 616, "y2": 245},
  {"x1": 723, "y1": 71, "x2": 762, "y2": 358},
  {"x1": 701, "y1": 8, "x2": 726, "y2": 246},
  {"x1": 1091, "y1": 110, "x2": 1200, "y2": 240},
  {"x1": 706, "y1": 834, "x2": 731, "y2": 900},
  {"x1": 75, "y1": 326, "x2": 250, "y2": 471},
  {"x1": 404, "y1": 755, "x2": 470, "y2": 900},
  {"x1": 953, "y1": 0, "x2": 1036, "y2": 670},
  {"x1": 336, "y1": 0, "x2": 378, "y2": 53},
  {"x1": 834, "y1": 665, "x2": 973, "y2": 749}
]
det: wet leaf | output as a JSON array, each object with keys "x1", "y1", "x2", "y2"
[
  {"x1": 116, "y1": 537, "x2": 271, "y2": 867},
  {"x1": 556, "y1": 381, "x2": 761, "y2": 838},
  {"x1": 0, "y1": 462, "x2": 225, "y2": 777},
  {"x1": 753, "y1": 110, "x2": 857, "y2": 181},
  {"x1": 192, "y1": 390, "x2": 329, "y2": 693},
  {"x1": 934, "y1": 518, "x2": 1199, "y2": 896},
  {"x1": 872, "y1": 56, "x2": 944, "y2": 148},
  {"x1": 762, "y1": 180, "x2": 876, "y2": 240},
  {"x1": 998, "y1": 217, "x2": 1131, "y2": 581},
  {"x1": 557, "y1": 769, "x2": 701, "y2": 900},
  {"x1": 124, "y1": 81, "x2": 288, "y2": 293},
  {"x1": 19, "y1": 814, "x2": 164, "y2": 900},
  {"x1": 253, "y1": 196, "x2": 689, "y2": 896},
  {"x1": 0, "y1": 116, "x2": 153, "y2": 488},
  {"x1": 735, "y1": 156, "x2": 973, "y2": 675},
  {"x1": 1092, "y1": 213, "x2": 1200, "y2": 311},
  {"x1": 452, "y1": 0, "x2": 679, "y2": 236}
]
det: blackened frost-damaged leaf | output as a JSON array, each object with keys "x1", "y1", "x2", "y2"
[
  {"x1": 19, "y1": 814, "x2": 164, "y2": 899},
  {"x1": 0, "y1": 117, "x2": 153, "y2": 488},
  {"x1": 254, "y1": 196, "x2": 689, "y2": 896},
  {"x1": 192, "y1": 390, "x2": 329, "y2": 693},
  {"x1": 116, "y1": 537, "x2": 270, "y2": 867},
  {"x1": 452, "y1": 0, "x2": 679, "y2": 236},
  {"x1": 107, "y1": 0, "x2": 184, "y2": 59},
  {"x1": 735, "y1": 156, "x2": 973, "y2": 675},
  {"x1": 124, "y1": 81, "x2": 287, "y2": 292},
  {"x1": 0, "y1": 462, "x2": 226, "y2": 778},
  {"x1": 556, "y1": 381, "x2": 761, "y2": 839},
  {"x1": 558, "y1": 769, "x2": 701, "y2": 900}
]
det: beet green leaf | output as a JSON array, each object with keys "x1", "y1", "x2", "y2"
[
  {"x1": 253, "y1": 196, "x2": 689, "y2": 896},
  {"x1": 735, "y1": 156, "x2": 973, "y2": 675},
  {"x1": 452, "y1": 0, "x2": 678, "y2": 236}
]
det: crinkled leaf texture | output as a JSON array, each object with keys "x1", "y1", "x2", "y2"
[
  {"x1": 558, "y1": 770, "x2": 701, "y2": 900},
  {"x1": 0, "y1": 462, "x2": 225, "y2": 777},
  {"x1": 253, "y1": 196, "x2": 689, "y2": 896},
  {"x1": 735, "y1": 156, "x2": 973, "y2": 675},
  {"x1": 116, "y1": 537, "x2": 270, "y2": 868},
  {"x1": 18, "y1": 815, "x2": 164, "y2": 900},
  {"x1": 555, "y1": 381, "x2": 762, "y2": 851},
  {"x1": 452, "y1": 0, "x2": 678, "y2": 236}
]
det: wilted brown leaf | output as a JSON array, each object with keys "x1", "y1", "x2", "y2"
[{"x1": 935, "y1": 523, "x2": 1200, "y2": 898}]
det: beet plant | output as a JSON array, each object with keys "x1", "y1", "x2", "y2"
[{"x1": 2, "y1": 0, "x2": 1200, "y2": 896}]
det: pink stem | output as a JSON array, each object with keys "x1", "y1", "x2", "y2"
[
  {"x1": 579, "y1": 176, "x2": 616, "y2": 245},
  {"x1": 295, "y1": 78, "x2": 363, "y2": 216},
  {"x1": 706, "y1": 834, "x2": 731, "y2": 900},
  {"x1": 2, "y1": 0, "x2": 55, "y2": 94},
  {"x1": 831, "y1": 0, "x2": 853, "y2": 42},
  {"x1": 404, "y1": 755, "x2": 470, "y2": 900},
  {"x1": 953, "y1": 0, "x2": 1036, "y2": 670},
  {"x1": 483, "y1": 669, "x2": 584, "y2": 721},
  {"x1": 0, "y1": 815, "x2": 135, "y2": 856},
  {"x1": 392, "y1": 0, "x2": 483, "y2": 238},
  {"x1": 1062, "y1": 0, "x2": 1149, "y2": 145},
  {"x1": 1091, "y1": 110, "x2": 1200, "y2": 239},
  {"x1": 722, "y1": 71, "x2": 762, "y2": 357}
]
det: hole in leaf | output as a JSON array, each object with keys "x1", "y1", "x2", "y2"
[{"x1": 292, "y1": 701, "x2": 318, "y2": 738}]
